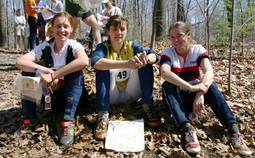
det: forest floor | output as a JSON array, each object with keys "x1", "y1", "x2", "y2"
[{"x1": 0, "y1": 44, "x2": 254, "y2": 158}]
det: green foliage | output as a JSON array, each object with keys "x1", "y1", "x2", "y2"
[
  {"x1": 211, "y1": 19, "x2": 231, "y2": 46},
  {"x1": 235, "y1": 1, "x2": 255, "y2": 39},
  {"x1": 224, "y1": 0, "x2": 233, "y2": 28},
  {"x1": 210, "y1": 0, "x2": 255, "y2": 46}
]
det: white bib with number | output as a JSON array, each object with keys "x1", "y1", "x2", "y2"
[{"x1": 111, "y1": 69, "x2": 131, "y2": 91}]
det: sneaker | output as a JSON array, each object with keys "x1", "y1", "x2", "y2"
[
  {"x1": 95, "y1": 112, "x2": 109, "y2": 140},
  {"x1": 184, "y1": 129, "x2": 201, "y2": 154},
  {"x1": 58, "y1": 120, "x2": 75, "y2": 146},
  {"x1": 142, "y1": 104, "x2": 162, "y2": 128},
  {"x1": 16, "y1": 118, "x2": 37, "y2": 135},
  {"x1": 231, "y1": 133, "x2": 252, "y2": 156},
  {"x1": 20, "y1": 118, "x2": 38, "y2": 129}
]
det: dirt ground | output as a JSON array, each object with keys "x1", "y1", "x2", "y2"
[{"x1": 0, "y1": 48, "x2": 254, "y2": 158}]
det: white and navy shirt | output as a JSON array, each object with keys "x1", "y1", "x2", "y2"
[
  {"x1": 31, "y1": 39, "x2": 84, "y2": 70},
  {"x1": 160, "y1": 44, "x2": 209, "y2": 82}
]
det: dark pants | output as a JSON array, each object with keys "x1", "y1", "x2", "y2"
[
  {"x1": 162, "y1": 82, "x2": 236, "y2": 127},
  {"x1": 27, "y1": 16, "x2": 38, "y2": 50},
  {"x1": 95, "y1": 64, "x2": 154, "y2": 111},
  {"x1": 21, "y1": 71, "x2": 84, "y2": 121}
]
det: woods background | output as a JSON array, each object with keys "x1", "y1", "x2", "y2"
[
  {"x1": 0, "y1": 0, "x2": 254, "y2": 53},
  {"x1": 0, "y1": 1, "x2": 254, "y2": 157}
]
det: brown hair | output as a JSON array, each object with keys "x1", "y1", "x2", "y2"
[
  {"x1": 47, "y1": 12, "x2": 74, "y2": 40},
  {"x1": 16, "y1": 8, "x2": 22, "y2": 16},
  {"x1": 50, "y1": 12, "x2": 74, "y2": 27},
  {"x1": 105, "y1": 15, "x2": 128, "y2": 31}
]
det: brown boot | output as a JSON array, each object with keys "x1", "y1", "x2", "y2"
[
  {"x1": 142, "y1": 103, "x2": 162, "y2": 128},
  {"x1": 95, "y1": 112, "x2": 109, "y2": 140}
]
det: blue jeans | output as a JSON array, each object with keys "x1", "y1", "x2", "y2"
[
  {"x1": 95, "y1": 64, "x2": 154, "y2": 111},
  {"x1": 162, "y1": 82, "x2": 236, "y2": 127},
  {"x1": 21, "y1": 71, "x2": 84, "y2": 121}
]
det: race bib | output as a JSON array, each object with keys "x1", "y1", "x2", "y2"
[{"x1": 112, "y1": 69, "x2": 131, "y2": 91}]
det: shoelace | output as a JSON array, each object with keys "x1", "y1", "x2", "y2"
[
  {"x1": 63, "y1": 126, "x2": 68, "y2": 136},
  {"x1": 60, "y1": 121, "x2": 73, "y2": 136},
  {"x1": 186, "y1": 131, "x2": 196, "y2": 142},
  {"x1": 236, "y1": 134, "x2": 245, "y2": 146},
  {"x1": 145, "y1": 110, "x2": 153, "y2": 118},
  {"x1": 97, "y1": 116, "x2": 108, "y2": 129}
]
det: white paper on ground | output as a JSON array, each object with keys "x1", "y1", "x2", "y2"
[{"x1": 105, "y1": 119, "x2": 144, "y2": 152}]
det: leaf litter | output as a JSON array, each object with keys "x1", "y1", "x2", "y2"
[{"x1": 0, "y1": 46, "x2": 254, "y2": 157}]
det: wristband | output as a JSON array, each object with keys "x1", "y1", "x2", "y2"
[{"x1": 35, "y1": 68, "x2": 42, "y2": 76}]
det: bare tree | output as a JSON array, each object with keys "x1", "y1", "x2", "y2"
[
  {"x1": 195, "y1": 0, "x2": 220, "y2": 52},
  {"x1": 228, "y1": 0, "x2": 235, "y2": 94},
  {"x1": 177, "y1": 0, "x2": 185, "y2": 21},
  {"x1": 150, "y1": 0, "x2": 158, "y2": 49},
  {"x1": 0, "y1": 0, "x2": 6, "y2": 47},
  {"x1": 238, "y1": 0, "x2": 244, "y2": 56},
  {"x1": 155, "y1": 0, "x2": 163, "y2": 40}
]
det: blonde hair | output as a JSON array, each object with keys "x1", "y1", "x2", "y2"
[
  {"x1": 168, "y1": 21, "x2": 191, "y2": 35},
  {"x1": 168, "y1": 21, "x2": 196, "y2": 44}
]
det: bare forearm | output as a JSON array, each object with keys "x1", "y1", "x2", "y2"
[
  {"x1": 94, "y1": 58, "x2": 129, "y2": 70},
  {"x1": 199, "y1": 58, "x2": 214, "y2": 88},
  {"x1": 200, "y1": 71, "x2": 214, "y2": 88},
  {"x1": 161, "y1": 70, "x2": 192, "y2": 90},
  {"x1": 16, "y1": 60, "x2": 48, "y2": 72}
]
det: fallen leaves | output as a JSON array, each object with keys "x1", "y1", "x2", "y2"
[{"x1": 0, "y1": 46, "x2": 254, "y2": 157}]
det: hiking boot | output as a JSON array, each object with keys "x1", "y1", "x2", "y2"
[
  {"x1": 231, "y1": 133, "x2": 252, "y2": 156},
  {"x1": 142, "y1": 104, "x2": 162, "y2": 128},
  {"x1": 58, "y1": 120, "x2": 75, "y2": 146},
  {"x1": 95, "y1": 112, "x2": 109, "y2": 140},
  {"x1": 184, "y1": 129, "x2": 201, "y2": 154}
]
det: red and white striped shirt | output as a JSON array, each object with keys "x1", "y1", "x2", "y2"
[{"x1": 160, "y1": 44, "x2": 209, "y2": 82}]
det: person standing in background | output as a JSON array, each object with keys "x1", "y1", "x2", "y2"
[
  {"x1": 102, "y1": 0, "x2": 122, "y2": 17},
  {"x1": 36, "y1": 0, "x2": 48, "y2": 43},
  {"x1": 44, "y1": 0, "x2": 64, "y2": 39},
  {"x1": 65, "y1": 0, "x2": 101, "y2": 44},
  {"x1": 47, "y1": 0, "x2": 64, "y2": 15},
  {"x1": 97, "y1": 0, "x2": 122, "y2": 28},
  {"x1": 15, "y1": 8, "x2": 26, "y2": 50},
  {"x1": 25, "y1": 0, "x2": 41, "y2": 50}
]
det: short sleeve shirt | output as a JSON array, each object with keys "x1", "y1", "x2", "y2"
[
  {"x1": 31, "y1": 39, "x2": 84, "y2": 70},
  {"x1": 160, "y1": 44, "x2": 209, "y2": 81}
]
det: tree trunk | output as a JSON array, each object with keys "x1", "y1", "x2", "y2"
[
  {"x1": 140, "y1": 0, "x2": 144, "y2": 44},
  {"x1": 155, "y1": 0, "x2": 163, "y2": 40},
  {"x1": 177, "y1": 0, "x2": 185, "y2": 21},
  {"x1": 228, "y1": 0, "x2": 234, "y2": 94},
  {"x1": 238, "y1": 1, "x2": 244, "y2": 56},
  {"x1": 206, "y1": 0, "x2": 210, "y2": 52},
  {"x1": 0, "y1": 0, "x2": 7, "y2": 47},
  {"x1": 150, "y1": 0, "x2": 158, "y2": 49}
]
